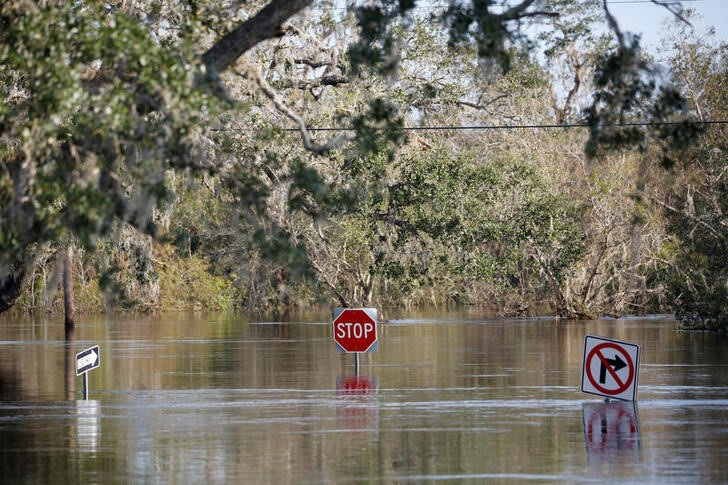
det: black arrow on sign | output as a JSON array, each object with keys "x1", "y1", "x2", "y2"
[{"x1": 599, "y1": 354, "x2": 627, "y2": 384}]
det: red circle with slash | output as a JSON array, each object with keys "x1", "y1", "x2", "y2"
[{"x1": 586, "y1": 342, "x2": 635, "y2": 395}]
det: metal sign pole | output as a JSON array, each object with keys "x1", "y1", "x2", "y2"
[
  {"x1": 83, "y1": 372, "x2": 89, "y2": 400},
  {"x1": 354, "y1": 353, "x2": 360, "y2": 378}
]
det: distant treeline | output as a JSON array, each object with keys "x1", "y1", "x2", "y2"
[{"x1": 1, "y1": 1, "x2": 726, "y2": 331}]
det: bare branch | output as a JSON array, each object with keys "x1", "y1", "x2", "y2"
[
  {"x1": 602, "y1": 0, "x2": 625, "y2": 48},
  {"x1": 273, "y1": 74, "x2": 349, "y2": 90},
  {"x1": 244, "y1": 67, "x2": 353, "y2": 154},
  {"x1": 455, "y1": 94, "x2": 509, "y2": 111},
  {"x1": 294, "y1": 58, "x2": 335, "y2": 69},
  {"x1": 496, "y1": 0, "x2": 537, "y2": 20},
  {"x1": 650, "y1": 0, "x2": 692, "y2": 26},
  {"x1": 644, "y1": 193, "x2": 726, "y2": 241},
  {"x1": 502, "y1": 10, "x2": 559, "y2": 20},
  {"x1": 603, "y1": 0, "x2": 690, "y2": 49},
  {"x1": 555, "y1": 52, "x2": 586, "y2": 124}
]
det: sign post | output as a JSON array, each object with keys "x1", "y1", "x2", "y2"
[
  {"x1": 581, "y1": 335, "x2": 640, "y2": 402},
  {"x1": 76, "y1": 345, "x2": 100, "y2": 400},
  {"x1": 333, "y1": 308, "x2": 378, "y2": 373}
]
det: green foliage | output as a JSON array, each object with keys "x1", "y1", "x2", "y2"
[
  {"x1": 669, "y1": 240, "x2": 728, "y2": 330},
  {"x1": 0, "y1": 0, "x2": 716, "y2": 320},
  {"x1": 156, "y1": 244, "x2": 236, "y2": 313},
  {"x1": 95, "y1": 228, "x2": 160, "y2": 311},
  {"x1": 539, "y1": 0, "x2": 603, "y2": 58},
  {"x1": 351, "y1": 98, "x2": 406, "y2": 159},
  {"x1": 444, "y1": 2, "x2": 514, "y2": 72},
  {"x1": 666, "y1": 137, "x2": 728, "y2": 329},
  {"x1": 393, "y1": 149, "x2": 583, "y2": 297},
  {"x1": 10, "y1": 236, "x2": 237, "y2": 315},
  {"x1": 0, "y1": 0, "x2": 218, "y2": 278},
  {"x1": 660, "y1": 29, "x2": 728, "y2": 329},
  {"x1": 298, "y1": 145, "x2": 584, "y2": 310},
  {"x1": 348, "y1": 1, "x2": 416, "y2": 76},
  {"x1": 585, "y1": 37, "x2": 701, "y2": 158}
]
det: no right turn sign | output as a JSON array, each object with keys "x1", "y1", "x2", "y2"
[{"x1": 581, "y1": 335, "x2": 640, "y2": 402}]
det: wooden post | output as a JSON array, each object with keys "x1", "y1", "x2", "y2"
[{"x1": 63, "y1": 246, "x2": 75, "y2": 329}]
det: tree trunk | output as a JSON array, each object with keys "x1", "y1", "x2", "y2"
[
  {"x1": 0, "y1": 263, "x2": 28, "y2": 314},
  {"x1": 63, "y1": 246, "x2": 75, "y2": 329},
  {"x1": 202, "y1": 0, "x2": 312, "y2": 73}
]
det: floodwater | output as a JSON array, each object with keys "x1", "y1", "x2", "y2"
[{"x1": 1, "y1": 311, "x2": 727, "y2": 483}]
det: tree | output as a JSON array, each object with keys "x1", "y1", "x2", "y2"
[
  {"x1": 1, "y1": 0, "x2": 697, "y2": 315},
  {"x1": 0, "y1": 1, "x2": 217, "y2": 312},
  {"x1": 657, "y1": 24, "x2": 728, "y2": 329}
]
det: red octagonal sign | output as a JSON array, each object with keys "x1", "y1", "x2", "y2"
[{"x1": 333, "y1": 308, "x2": 378, "y2": 353}]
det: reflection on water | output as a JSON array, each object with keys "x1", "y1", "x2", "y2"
[
  {"x1": 582, "y1": 401, "x2": 641, "y2": 465},
  {"x1": 74, "y1": 399, "x2": 100, "y2": 453},
  {"x1": 0, "y1": 312, "x2": 727, "y2": 483},
  {"x1": 336, "y1": 374, "x2": 378, "y2": 431},
  {"x1": 64, "y1": 327, "x2": 75, "y2": 401}
]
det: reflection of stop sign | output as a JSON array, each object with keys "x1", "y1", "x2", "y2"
[{"x1": 333, "y1": 308, "x2": 378, "y2": 353}]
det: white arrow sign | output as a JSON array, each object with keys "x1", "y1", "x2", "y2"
[
  {"x1": 77, "y1": 350, "x2": 98, "y2": 371},
  {"x1": 76, "y1": 345, "x2": 101, "y2": 376}
]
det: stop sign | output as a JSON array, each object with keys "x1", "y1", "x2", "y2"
[{"x1": 333, "y1": 308, "x2": 378, "y2": 353}]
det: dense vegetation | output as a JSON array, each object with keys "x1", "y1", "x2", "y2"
[{"x1": 1, "y1": 1, "x2": 726, "y2": 330}]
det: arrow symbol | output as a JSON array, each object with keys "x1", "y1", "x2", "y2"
[
  {"x1": 77, "y1": 350, "x2": 98, "y2": 371},
  {"x1": 599, "y1": 354, "x2": 627, "y2": 384}
]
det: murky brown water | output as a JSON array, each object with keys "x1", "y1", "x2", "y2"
[{"x1": 1, "y1": 311, "x2": 727, "y2": 483}]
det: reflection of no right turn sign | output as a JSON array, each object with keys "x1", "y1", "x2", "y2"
[{"x1": 581, "y1": 335, "x2": 640, "y2": 402}]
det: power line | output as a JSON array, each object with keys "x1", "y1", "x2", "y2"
[
  {"x1": 272, "y1": 119, "x2": 728, "y2": 132},
  {"x1": 606, "y1": 0, "x2": 701, "y2": 3},
  {"x1": 310, "y1": 0, "x2": 703, "y2": 11}
]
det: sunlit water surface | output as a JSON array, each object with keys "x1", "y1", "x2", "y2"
[{"x1": 1, "y1": 311, "x2": 727, "y2": 483}]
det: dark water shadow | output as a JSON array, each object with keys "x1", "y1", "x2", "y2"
[{"x1": 64, "y1": 326, "x2": 76, "y2": 400}]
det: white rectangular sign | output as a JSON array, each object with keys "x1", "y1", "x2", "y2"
[
  {"x1": 581, "y1": 335, "x2": 640, "y2": 402},
  {"x1": 76, "y1": 345, "x2": 100, "y2": 376}
]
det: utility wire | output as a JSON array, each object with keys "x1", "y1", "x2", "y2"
[
  {"x1": 310, "y1": 0, "x2": 703, "y2": 11},
  {"x1": 271, "y1": 119, "x2": 728, "y2": 132},
  {"x1": 606, "y1": 0, "x2": 701, "y2": 3}
]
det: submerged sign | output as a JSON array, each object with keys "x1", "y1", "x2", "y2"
[
  {"x1": 76, "y1": 345, "x2": 100, "y2": 376},
  {"x1": 581, "y1": 335, "x2": 640, "y2": 402},
  {"x1": 333, "y1": 308, "x2": 378, "y2": 353}
]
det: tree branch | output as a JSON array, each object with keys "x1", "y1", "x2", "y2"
[
  {"x1": 497, "y1": 1, "x2": 557, "y2": 20},
  {"x1": 273, "y1": 74, "x2": 349, "y2": 90},
  {"x1": 202, "y1": 0, "x2": 313, "y2": 74},
  {"x1": 602, "y1": 0, "x2": 625, "y2": 48},
  {"x1": 307, "y1": 248, "x2": 349, "y2": 307},
  {"x1": 650, "y1": 0, "x2": 692, "y2": 26},
  {"x1": 496, "y1": 0, "x2": 535, "y2": 19},
  {"x1": 555, "y1": 51, "x2": 586, "y2": 123},
  {"x1": 294, "y1": 58, "x2": 335, "y2": 69},
  {"x1": 455, "y1": 94, "x2": 509, "y2": 111},
  {"x1": 644, "y1": 193, "x2": 726, "y2": 241},
  {"x1": 244, "y1": 67, "x2": 353, "y2": 154}
]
